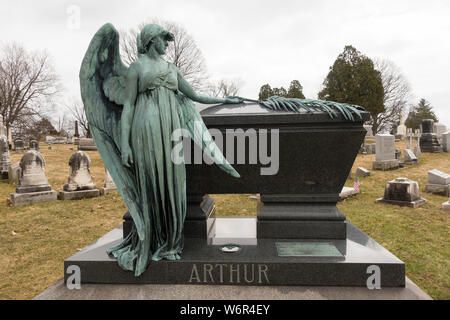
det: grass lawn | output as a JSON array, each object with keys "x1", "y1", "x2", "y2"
[{"x1": 0, "y1": 141, "x2": 449, "y2": 299}]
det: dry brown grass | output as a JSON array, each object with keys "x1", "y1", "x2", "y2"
[{"x1": 0, "y1": 140, "x2": 449, "y2": 299}]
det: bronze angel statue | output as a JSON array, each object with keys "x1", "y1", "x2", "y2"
[{"x1": 80, "y1": 23, "x2": 241, "y2": 276}]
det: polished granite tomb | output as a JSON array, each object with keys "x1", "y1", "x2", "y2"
[{"x1": 66, "y1": 102, "x2": 406, "y2": 287}]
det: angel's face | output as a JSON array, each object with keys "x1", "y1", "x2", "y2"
[{"x1": 153, "y1": 35, "x2": 168, "y2": 55}]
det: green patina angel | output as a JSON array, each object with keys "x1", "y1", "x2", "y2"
[{"x1": 80, "y1": 23, "x2": 241, "y2": 276}]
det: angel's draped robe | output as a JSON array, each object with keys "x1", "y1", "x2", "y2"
[{"x1": 107, "y1": 62, "x2": 187, "y2": 273}]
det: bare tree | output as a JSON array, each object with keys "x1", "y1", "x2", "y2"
[
  {"x1": 0, "y1": 43, "x2": 60, "y2": 138},
  {"x1": 206, "y1": 78, "x2": 244, "y2": 98},
  {"x1": 372, "y1": 58, "x2": 411, "y2": 133},
  {"x1": 65, "y1": 97, "x2": 90, "y2": 137},
  {"x1": 120, "y1": 18, "x2": 209, "y2": 91}
]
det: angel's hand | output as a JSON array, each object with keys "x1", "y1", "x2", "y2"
[
  {"x1": 224, "y1": 96, "x2": 244, "y2": 104},
  {"x1": 121, "y1": 145, "x2": 134, "y2": 167},
  {"x1": 151, "y1": 71, "x2": 171, "y2": 86}
]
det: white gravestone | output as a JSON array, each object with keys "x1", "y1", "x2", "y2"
[
  {"x1": 100, "y1": 169, "x2": 118, "y2": 195},
  {"x1": 426, "y1": 169, "x2": 450, "y2": 196},
  {"x1": 10, "y1": 151, "x2": 57, "y2": 206},
  {"x1": 404, "y1": 149, "x2": 418, "y2": 165},
  {"x1": 373, "y1": 134, "x2": 399, "y2": 170},
  {"x1": 413, "y1": 129, "x2": 422, "y2": 158},
  {"x1": 442, "y1": 131, "x2": 450, "y2": 152}
]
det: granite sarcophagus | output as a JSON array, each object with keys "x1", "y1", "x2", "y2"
[{"x1": 183, "y1": 103, "x2": 371, "y2": 240}]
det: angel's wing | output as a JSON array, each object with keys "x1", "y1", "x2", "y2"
[
  {"x1": 175, "y1": 94, "x2": 240, "y2": 178},
  {"x1": 80, "y1": 23, "x2": 149, "y2": 275}
]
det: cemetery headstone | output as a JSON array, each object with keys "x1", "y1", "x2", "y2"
[
  {"x1": 0, "y1": 135, "x2": 11, "y2": 179},
  {"x1": 8, "y1": 162, "x2": 20, "y2": 184},
  {"x1": 14, "y1": 139, "x2": 24, "y2": 153},
  {"x1": 78, "y1": 138, "x2": 97, "y2": 150},
  {"x1": 413, "y1": 129, "x2": 422, "y2": 158},
  {"x1": 10, "y1": 150, "x2": 57, "y2": 206},
  {"x1": 45, "y1": 136, "x2": 55, "y2": 144},
  {"x1": 29, "y1": 139, "x2": 39, "y2": 151},
  {"x1": 356, "y1": 167, "x2": 370, "y2": 177},
  {"x1": 376, "y1": 177, "x2": 426, "y2": 208},
  {"x1": 442, "y1": 131, "x2": 450, "y2": 152},
  {"x1": 396, "y1": 116, "x2": 407, "y2": 140},
  {"x1": 53, "y1": 137, "x2": 68, "y2": 144},
  {"x1": 404, "y1": 149, "x2": 418, "y2": 165},
  {"x1": 58, "y1": 151, "x2": 99, "y2": 200},
  {"x1": 433, "y1": 122, "x2": 447, "y2": 144},
  {"x1": 425, "y1": 169, "x2": 450, "y2": 196},
  {"x1": 100, "y1": 169, "x2": 118, "y2": 195},
  {"x1": 420, "y1": 119, "x2": 442, "y2": 153},
  {"x1": 363, "y1": 124, "x2": 373, "y2": 139},
  {"x1": 372, "y1": 134, "x2": 399, "y2": 170}
]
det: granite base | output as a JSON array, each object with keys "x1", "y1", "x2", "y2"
[
  {"x1": 10, "y1": 190, "x2": 57, "y2": 206},
  {"x1": 375, "y1": 197, "x2": 427, "y2": 208},
  {"x1": 425, "y1": 183, "x2": 450, "y2": 196},
  {"x1": 58, "y1": 189, "x2": 100, "y2": 200},
  {"x1": 64, "y1": 219, "x2": 405, "y2": 287},
  {"x1": 372, "y1": 159, "x2": 400, "y2": 171},
  {"x1": 99, "y1": 187, "x2": 118, "y2": 195}
]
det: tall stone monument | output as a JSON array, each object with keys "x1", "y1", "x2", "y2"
[
  {"x1": 0, "y1": 135, "x2": 11, "y2": 180},
  {"x1": 413, "y1": 129, "x2": 422, "y2": 158},
  {"x1": 10, "y1": 150, "x2": 57, "y2": 206},
  {"x1": 372, "y1": 134, "x2": 399, "y2": 170},
  {"x1": 58, "y1": 151, "x2": 99, "y2": 200},
  {"x1": 420, "y1": 119, "x2": 442, "y2": 153},
  {"x1": 396, "y1": 115, "x2": 407, "y2": 140}
]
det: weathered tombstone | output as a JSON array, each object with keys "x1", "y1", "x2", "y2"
[
  {"x1": 404, "y1": 149, "x2": 418, "y2": 165},
  {"x1": 78, "y1": 138, "x2": 97, "y2": 150},
  {"x1": 363, "y1": 124, "x2": 373, "y2": 139},
  {"x1": 45, "y1": 136, "x2": 55, "y2": 144},
  {"x1": 433, "y1": 122, "x2": 447, "y2": 144},
  {"x1": 442, "y1": 131, "x2": 450, "y2": 152},
  {"x1": 10, "y1": 150, "x2": 57, "y2": 206},
  {"x1": 413, "y1": 129, "x2": 422, "y2": 158},
  {"x1": 356, "y1": 167, "x2": 370, "y2": 177},
  {"x1": 339, "y1": 186, "x2": 359, "y2": 200},
  {"x1": 395, "y1": 149, "x2": 402, "y2": 162},
  {"x1": 372, "y1": 134, "x2": 399, "y2": 170},
  {"x1": 406, "y1": 128, "x2": 413, "y2": 149},
  {"x1": 420, "y1": 119, "x2": 442, "y2": 153},
  {"x1": 29, "y1": 139, "x2": 39, "y2": 151},
  {"x1": 8, "y1": 162, "x2": 20, "y2": 184},
  {"x1": 425, "y1": 169, "x2": 450, "y2": 196},
  {"x1": 0, "y1": 116, "x2": 6, "y2": 137},
  {"x1": 376, "y1": 177, "x2": 426, "y2": 208},
  {"x1": 100, "y1": 168, "x2": 118, "y2": 195},
  {"x1": 14, "y1": 139, "x2": 24, "y2": 153},
  {"x1": 58, "y1": 151, "x2": 99, "y2": 200},
  {"x1": 53, "y1": 137, "x2": 67, "y2": 144},
  {"x1": 365, "y1": 143, "x2": 376, "y2": 154},
  {"x1": 0, "y1": 135, "x2": 11, "y2": 179}
]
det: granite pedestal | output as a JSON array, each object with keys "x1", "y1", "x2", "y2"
[
  {"x1": 58, "y1": 189, "x2": 100, "y2": 200},
  {"x1": 64, "y1": 218, "x2": 406, "y2": 287}
]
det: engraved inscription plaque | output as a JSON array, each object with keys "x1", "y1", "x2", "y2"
[{"x1": 275, "y1": 242, "x2": 343, "y2": 257}]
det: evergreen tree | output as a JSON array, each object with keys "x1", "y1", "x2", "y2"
[
  {"x1": 405, "y1": 98, "x2": 438, "y2": 129},
  {"x1": 318, "y1": 45, "x2": 384, "y2": 132},
  {"x1": 258, "y1": 84, "x2": 274, "y2": 100},
  {"x1": 287, "y1": 80, "x2": 305, "y2": 99}
]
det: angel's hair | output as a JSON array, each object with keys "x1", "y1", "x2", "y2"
[{"x1": 136, "y1": 24, "x2": 174, "y2": 54}]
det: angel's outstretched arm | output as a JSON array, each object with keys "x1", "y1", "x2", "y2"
[
  {"x1": 177, "y1": 69, "x2": 241, "y2": 104},
  {"x1": 121, "y1": 64, "x2": 138, "y2": 167}
]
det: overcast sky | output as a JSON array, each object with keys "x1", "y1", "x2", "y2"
[{"x1": 1, "y1": 0, "x2": 449, "y2": 127}]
